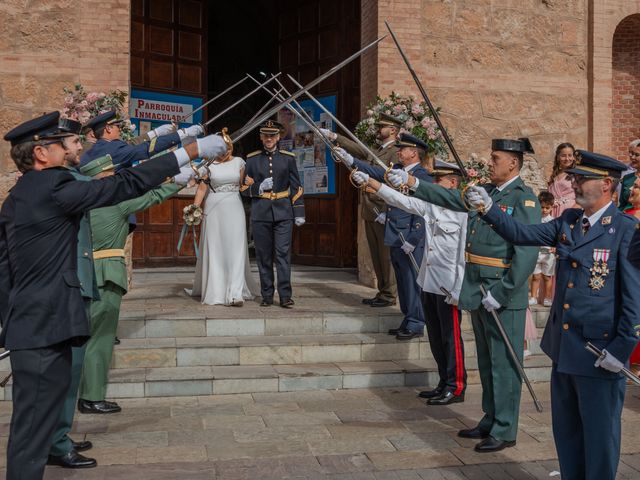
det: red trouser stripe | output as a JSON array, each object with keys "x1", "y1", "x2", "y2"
[{"x1": 451, "y1": 305, "x2": 465, "y2": 395}]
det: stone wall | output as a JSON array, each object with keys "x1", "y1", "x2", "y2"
[
  {"x1": 0, "y1": 0, "x2": 131, "y2": 202},
  {"x1": 611, "y1": 14, "x2": 640, "y2": 161},
  {"x1": 369, "y1": 0, "x2": 590, "y2": 187}
]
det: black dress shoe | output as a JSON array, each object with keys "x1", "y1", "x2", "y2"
[
  {"x1": 457, "y1": 426, "x2": 490, "y2": 439},
  {"x1": 474, "y1": 436, "x2": 516, "y2": 453},
  {"x1": 260, "y1": 298, "x2": 273, "y2": 307},
  {"x1": 47, "y1": 450, "x2": 97, "y2": 468},
  {"x1": 388, "y1": 327, "x2": 405, "y2": 335},
  {"x1": 71, "y1": 439, "x2": 92, "y2": 452},
  {"x1": 369, "y1": 298, "x2": 396, "y2": 307},
  {"x1": 395, "y1": 330, "x2": 424, "y2": 341},
  {"x1": 427, "y1": 391, "x2": 465, "y2": 405},
  {"x1": 77, "y1": 398, "x2": 122, "y2": 414},
  {"x1": 114, "y1": 336, "x2": 121, "y2": 345},
  {"x1": 362, "y1": 297, "x2": 377, "y2": 305},
  {"x1": 280, "y1": 298, "x2": 295, "y2": 308},
  {"x1": 418, "y1": 387, "x2": 444, "y2": 399}
]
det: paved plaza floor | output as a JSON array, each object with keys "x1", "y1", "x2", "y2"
[{"x1": 1, "y1": 266, "x2": 640, "y2": 479}]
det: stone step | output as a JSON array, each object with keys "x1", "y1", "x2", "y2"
[
  {"x1": 109, "y1": 333, "x2": 482, "y2": 369},
  {"x1": 118, "y1": 307, "x2": 551, "y2": 339},
  {"x1": 0, "y1": 355, "x2": 552, "y2": 400}
]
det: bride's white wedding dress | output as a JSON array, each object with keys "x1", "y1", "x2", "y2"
[{"x1": 190, "y1": 156, "x2": 256, "y2": 305}]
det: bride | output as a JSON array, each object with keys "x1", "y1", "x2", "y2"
[{"x1": 188, "y1": 155, "x2": 256, "y2": 306}]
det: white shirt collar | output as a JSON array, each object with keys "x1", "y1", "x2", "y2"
[
  {"x1": 496, "y1": 175, "x2": 520, "y2": 192},
  {"x1": 381, "y1": 139, "x2": 396, "y2": 149},
  {"x1": 404, "y1": 162, "x2": 419, "y2": 172},
  {"x1": 583, "y1": 202, "x2": 612, "y2": 226}
]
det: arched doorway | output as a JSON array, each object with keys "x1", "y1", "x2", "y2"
[{"x1": 611, "y1": 14, "x2": 640, "y2": 161}]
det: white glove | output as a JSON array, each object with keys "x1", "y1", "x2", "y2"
[
  {"x1": 594, "y1": 349, "x2": 624, "y2": 373},
  {"x1": 295, "y1": 217, "x2": 306, "y2": 227},
  {"x1": 465, "y1": 185, "x2": 492, "y2": 211},
  {"x1": 334, "y1": 147, "x2": 354, "y2": 168},
  {"x1": 173, "y1": 165, "x2": 195, "y2": 186},
  {"x1": 319, "y1": 128, "x2": 337, "y2": 142},
  {"x1": 179, "y1": 124, "x2": 205, "y2": 140},
  {"x1": 444, "y1": 291, "x2": 459, "y2": 306},
  {"x1": 481, "y1": 290, "x2": 501, "y2": 312},
  {"x1": 351, "y1": 171, "x2": 369, "y2": 187},
  {"x1": 387, "y1": 168, "x2": 408, "y2": 188},
  {"x1": 401, "y1": 241, "x2": 415, "y2": 255},
  {"x1": 375, "y1": 212, "x2": 386, "y2": 225},
  {"x1": 196, "y1": 134, "x2": 227, "y2": 159},
  {"x1": 148, "y1": 123, "x2": 175, "y2": 139},
  {"x1": 259, "y1": 177, "x2": 273, "y2": 195}
]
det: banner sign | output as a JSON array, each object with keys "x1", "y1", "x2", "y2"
[{"x1": 129, "y1": 89, "x2": 203, "y2": 135}]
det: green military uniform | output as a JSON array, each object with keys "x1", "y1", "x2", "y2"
[
  {"x1": 618, "y1": 171, "x2": 637, "y2": 211},
  {"x1": 335, "y1": 133, "x2": 397, "y2": 302},
  {"x1": 412, "y1": 175, "x2": 540, "y2": 442},
  {"x1": 78, "y1": 176, "x2": 180, "y2": 402},
  {"x1": 49, "y1": 168, "x2": 100, "y2": 456}
]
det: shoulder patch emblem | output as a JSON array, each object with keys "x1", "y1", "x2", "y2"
[
  {"x1": 246, "y1": 150, "x2": 261, "y2": 158},
  {"x1": 524, "y1": 200, "x2": 536, "y2": 208},
  {"x1": 279, "y1": 149, "x2": 295, "y2": 157}
]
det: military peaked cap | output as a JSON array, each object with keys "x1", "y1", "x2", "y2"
[
  {"x1": 3, "y1": 111, "x2": 73, "y2": 146},
  {"x1": 395, "y1": 133, "x2": 428, "y2": 151},
  {"x1": 566, "y1": 150, "x2": 627, "y2": 179},
  {"x1": 82, "y1": 110, "x2": 122, "y2": 134},
  {"x1": 259, "y1": 119, "x2": 283, "y2": 135},
  {"x1": 432, "y1": 159, "x2": 463, "y2": 176},
  {"x1": 375, "y1": 112, "x2": 402, "y2": 128},
  {"x1": 59, "y1": 118, "x2": 82, "y2": 135},
  {"x1": 492, "y1": 138, "x2": 535, "y2": 154}
]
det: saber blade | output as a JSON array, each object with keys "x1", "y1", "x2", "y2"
[{"x1": 177, "y1": 74, "x2": 250, "y2": 123}]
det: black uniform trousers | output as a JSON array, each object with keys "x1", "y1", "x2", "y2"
[
  {"x1": 6, "y1": 341, "x2": 72, "y2": 480},
  {"x1": 422, "y1": 292, "x2": 467, "y2": 395},
  {"x1": 551, "y1": 364, "x2": 625, "y2": 480},
  {"x1": 252, "y1": 219, "x2": 293, "y2": 300}
]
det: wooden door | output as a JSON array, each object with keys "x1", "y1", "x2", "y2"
[
  {"x1": 277, "y1": 0, "x2": 360, "y2": 267},
  {"x1": 130, "y1": 0, "x2": 207, "y2": 267}
]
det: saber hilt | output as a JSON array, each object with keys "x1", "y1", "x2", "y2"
[
  {"x1": 586, "y1": 342, "x2": 640, "y2": 385},
  {"x1": 398, "y1": 232, "x2": 420, "y2": 274},
  {"x1": 479, "y1": 284, "x2": 543, "y2": 412}
]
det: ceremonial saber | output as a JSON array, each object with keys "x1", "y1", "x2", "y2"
[
  {"x1": 285, "y1": 74, "x2": 389, "y2": 172},
  {"x1": 229, "y1": 36, "x2": 386, "y2": 144},
  {"x1": 586, "y1": 342, "x2": 640, "y2": 385},
  {"x1": 478, "y1": 284, "x2": 543, "y2": 412},
  {"x1": 398, "y1": 231, "x2": 420, "y2": 274},
  {"x1": 384, "y1": 21, "x2": 467, "y2": 178},
  {"x1": 176, "y1": 74, "x2": 250, "y2": 124},
  {"x1": 203, "y1": 73, "x2": 281, "y2": 129},
  {"x1": 0, "y1": 351, "x2": 9, "y2": 361},
  {"x1": 0, "y1": 351, "x2": 11, "y2": 388},
  {"x1": 242, "y1": 85, "x2": 286, "y2": 129}
]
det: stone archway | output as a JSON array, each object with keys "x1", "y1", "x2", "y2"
[{"x1": 611, "y1": 14, "x2": 640, "y2": 161}]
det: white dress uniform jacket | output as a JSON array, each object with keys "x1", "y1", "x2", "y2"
[{"x1": 376, "y1": 184, "x2": 467, "y2": 300}]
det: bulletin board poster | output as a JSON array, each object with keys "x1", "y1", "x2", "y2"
[
  {"x1": 277, "y1": 95, "x2": 336, "y2": 196},
  {"x1": 129, "y1": 89, "x2": 203, "y2": 137}
]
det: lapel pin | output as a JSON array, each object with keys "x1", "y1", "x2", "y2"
[
  {"x1": 602, "y1": 216, "x2": 612, "y2": 225},
  {"x1": 608, "y1": 227, "x2": 615, "y2": 234}
]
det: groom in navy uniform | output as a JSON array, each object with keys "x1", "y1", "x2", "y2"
[
  {"x1": 335, "y1": 133, "x2": 433, "y2": 340},
  {"x1": 242, "y1": 120, "x2": 305, "y2": 308},
  {"x1": 465, "y1": 150, "x2": 640, "y2": 480}
]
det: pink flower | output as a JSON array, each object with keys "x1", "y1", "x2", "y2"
[
  {"x1": 86, "y1": 92, "x2": 100, "y2": 103},
  {"x1": 420, "y1": 117, "x2": 430, "y2": 128},
  {"x1": 468, "y1": 168, "x2": 478, "y2": 177},
  {"x1": 366, "y1": 109, "x2": 373, "y2": 116},
  {"x1": 411, "y1": 104, "x2": 423, "y2": 115},
  {"x1": 405, "y1": 119, "x2": 415, "y2": 129}
]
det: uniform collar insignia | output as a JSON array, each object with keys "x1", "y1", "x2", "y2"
[{"x1": 601, "y1": 216, "x2": 612, "y2": 225}]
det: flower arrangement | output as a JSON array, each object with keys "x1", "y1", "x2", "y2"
[
  {"x1": 460, "y1": 153, "x2": 491, "y2": 189},
  {"x1": 354, "y1": 92, "x2": 448, "y2": 159},
  {"x1": 61, "y1": 84, "x2": 136, "y2": 142},
  {"x1": 183, "y1": 204, "x2": 203, "y2": 226}
]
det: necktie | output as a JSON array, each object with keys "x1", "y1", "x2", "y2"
[{"x1": 582, "y1": 217, "x2": 590, "y2": 235}]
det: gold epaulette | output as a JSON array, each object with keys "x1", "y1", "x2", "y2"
[
  {"x1": 246, "y1": 150, "x2": 262, "y2": 158},
  {"x1": 279, "y1": 149, "x2": 295, "y2": 157}
]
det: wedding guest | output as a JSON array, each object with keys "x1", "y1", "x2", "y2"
[
  {"x1": 529, "y1": 191, "x2": 555, "y2": 307},
  {"x1": 548, "y1": 142, "x2": 577, "y2": 217},
  {"x1": 618, "y1": 139, "x2": 640, "y2": 211}
]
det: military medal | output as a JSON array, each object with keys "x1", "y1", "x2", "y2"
[{"x1": 589, "y1": 248, "x2": 610, "y2": 290}]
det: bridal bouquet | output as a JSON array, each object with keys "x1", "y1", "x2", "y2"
[
  {"x1": 183, "y1": 204, "x2": 203, "y2": 226},
  {"x1": 61, "y1": 84, "x2": 136, "y2": 142},
  {"x1": 355, "y1": 92, "x2": 448, "y2": 159}
]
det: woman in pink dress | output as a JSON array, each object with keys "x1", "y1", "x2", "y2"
[{"x1": 548, "y1": 142, "x2": 577, "y2": 217}]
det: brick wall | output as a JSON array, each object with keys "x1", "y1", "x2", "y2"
[
  {"x1": 0, "y1": 0, "x2": 131, "y2": 202},
  {"x1": 611, "y1": 14, "x2": 640, "y2": 161}
]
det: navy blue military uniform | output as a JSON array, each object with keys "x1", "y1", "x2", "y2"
[
  {"x1": 479, "y1": 151, "x2": 640, "y2": 480},
  {"x1": 351, "y1": 134, "x2": 432, "y2": 335},
  {"x1": 0, "y1": 112, "x2": 183, "y2": 480},
  {"x1": 241, "y1": 124, "x2": 304, "y2": 305}
]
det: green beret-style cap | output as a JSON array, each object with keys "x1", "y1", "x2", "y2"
[{"x1": 79, "y1": 154, "x2": 115, "y2": 177}]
